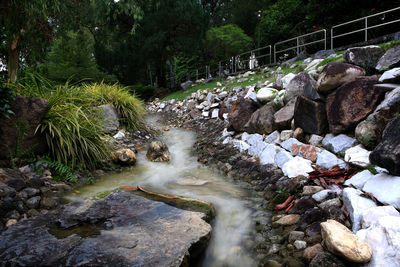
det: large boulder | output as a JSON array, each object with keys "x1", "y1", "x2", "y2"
[
  {"x1": 244, "y1": 103, "x2": 276, "y2": 135},
  {"x1": 343, "y1": 46, "x2": 384, "y2": 72},
  {"x1": 0, "y1": 96, "x2": 48, "y2": 160},
  {"x1": 326, "y1": 77, "x2": 384, "y2": 134},
  {"x1": 274, "y1": 101, "x2": 295, "y2": 130},
  {"x1": 284, "y1": 72, "x2": 317, "y2": 104},
  {"x1": 317, "y1": 62, "x2": 366, "y2": 92},
  {"x1": 321, "y1": 219, "x2": 372, "y2": 263},
  {"x1": 0, "y1": 192, "x2": 212, "y2": 266},
  {"x1": 376, "y1": 45, "x2": 400, "y2": 71},
  {"x1": 146, "y1": 141, "x2": 171, "y2": 162},
  {"x1": 379, "y1": 67, "x2": 400, "y2": 83},
  {"x1": 355, "y1": 87, "x2": 400, "y2": 148},
  {"x1": 303, "y1": 79, "x2": 324, "y2": 101},
  {"x1": 294, "y1": 96, "x2": 328, "y2": 135},
  {"x1": 256, "y1": 87, "x2": 278, "y2": 103},
  {"x1": 281, "y1": 73, "x2": 296, "y2": 89},
  {"x1": 369, "y1": 116, "x2": 400, "y2": 175},
  {"x1": 228, "y1": 97, "x2": 258, "y2": 132},
  {"x1": 95, "y1": 104, "x2": 120, "y2": 132}
]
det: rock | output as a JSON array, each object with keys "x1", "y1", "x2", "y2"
[
  {"x1": 247, "y1": 140, "x2": 268, "y2": 157},
  {"x1": 95, "y1": 104, "x2": 120, "y2": 132},
  {"x1": 376, "y1": 45, "x2": 400, "y2": 71},
  {"x1": 302, "y1": 186, "x2": 324, "y2": 196},
  {"x1": 294, "y1": 96, "x2": 327, "y2": 135},
  {"x1": 363, "y1": 173, "x2": 400, "y2": 209},
  {"x1": 312, "y1": 190, "x2": 334, "y2": 202},
  {"x1": 309, "y1": 252, "x2": 346, "y2": 267},
  {"x1": 265, "y1": 130, "x2": 281, "y2": 144},
  {"x1": 181, "y1": 80, "x2": 193, "y2": 91},
  {"x1": 291, "y1": 143, "x2": 320, "y2": 161},
  {"x1": 321, "y1": 219, "x2": 372, "y2": 263},
  {"x1": 274, "y1": 101, "x2": 295, "y2": 129},
  {"x1": 256, "y1": 87, "x2": 278, "y2": 103},
  {"x1": 0, "y1": 182, "x2": 16, "y2": 198},
  {"x1": 282, "y1": 157, "x2": 314, "y2": 178},
  {"x1": 322, "y1": 134, "x2": 357, "y2": 154},
  {"x1": 318, "y1": 198, "x2": 341, "y2": 210},
  {"x1": 342, "y1": 188, "x2": 377, "y2": 232},
  {"x1": 370, "y1": 116, "x2": 400, "y2": 175},
  {"x1": 290, "y1": 198, "x2": 317, "y2": 214},
  {"x1": 244, "y1": 103, "x2": 276, "y2": 135},
  {"x1": 113, "y1": 148, "x2": 137, "y2": 165},
  {"x1": 303, "y1": 79, "x2": 324, "y2": 101},
  {"x1": 5, "y1": 179, "x2": 26, "y2": 192},
  {"x1": 274, "y1": 150, "x2": 293, "y2": 169},
  {"x1": 289, "y1": 231, "x2": 305, "y2": 243},
  {"x1": 0, "y1": 192, "x2": 212, "y2": 266},
  {"x1": 343, "y1": 46, "x2": 384, "y2": 72},
  {"x1": 211, "y1": 109, "x2": 219, "y2": 119},
  {"x1": 360, "y1": 205, "x2": 400, "y2": 229},
  {"x1": 273, "y1": 214, "x2": 300, "y2": 226},
  {"x1": 293, "y1": 128, "x2": 304, "y2": 141},
  {"x1": 0, "y1": 96, "x2": 49, "y2": 159},
  {"x1": 176, "y1": 176, "x2": 210, "y2": 186},
  {"x1": 162, "y1": 126, "x2": 170, "y2": 131},
  {"x1": 317, "y1": 62, "x2": 366, "y2": 92},
  {"x1": 314, "y1": 49, "x2": 335, "y2": 59},
  {"x1": 326, "y1": 77, "x2": 384, "y2": 134},
  {"x1": 284, "y1": 72, "x2": 317, "y2": 104},
  {"x1": 40, "y1": 197, "x2": 58, "y2": 209},
  {"x1": 259, "y1": 144, "x2": 281, "y2": 165},
  {"x1": 26, "y1": 196, "x2": 41, "y2": 209},
  {"x1": 303, "y1": 243, "x2": 324, "y2": 261},
  {"x1": 294, "y1": 240, "x2": 307, "y2": 250},
  {"x1": 344, "y1": 170, "x2": 375, "y2": 189},
  {"x1": 304, "y1": 59, "x2": 324, "y2": 72},
  {"x1": 308, "y1": 134, "x2": 323, "y2": 146},
  {"x1": 280, "y1": 130, "x2": 293, "y2": 141},
  {"x1": 357, "y1": 216, "x2": 400, "y2": 267},
  {"x1": 241, "y1": 132, "x2": 263, "y2": 145},
  {"x1": 231, "y1": 139, "x2": 250, "y2": 153},
  {"x1": 146, "y1": 141, "x2": 171, "y2": 162},
  {"x1": 379, "y1": 67, "x2": 400, "y2": 83},
  {"x1": 281, "y1": 73, "x2": 296, "y2": 89},
  {"x1": 228, "y1": 98, "x2": 258, "y2": 132},
  {"x1": 280, "y1": 138, "x2": 303, "y2": 152},
  {"x1": 5, "y1": 219, "x2": 17, "y2": 228},
  {"x1": 316, "y1": 149, "x2": 346, "y2": 169},
  {"x1": 344, "y1": 145, "x2": 370, "y2": 167}
]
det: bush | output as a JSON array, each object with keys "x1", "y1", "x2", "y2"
[
  {"x1": 130, "y1": 83, "x2": 156, "y2": 101},
  {"x1": 0, "y1": 81, "x2": 15, "y2": 119}
]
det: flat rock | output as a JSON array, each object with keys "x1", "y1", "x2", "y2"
[
  {"x1": 274, "y1": 150, "x2": 293, "y2": 169},
  {"x1": 357, "y1": 216, "x2": 400, "y2": 267},
  {"x1": 376, "y1": 45, "x2": 400, "y2": 71},
  {"x1": 291, "y1": 143, "x2": 320, "y2": 161},
  {"x1": 273, "y1": 214, "x2": 300, "y2": 226},
  {"x1": 344, "y1": 170, "x2": 375, "y2": 189},
  {"x1": 317, "y1": 62, "x2": 366, "y2": 93},
  {"x1": 360, "y1": 205, "x2": 400, "y2": 229},
  {"x1": 302, "y1": 186, "x2": 324, "y2": 196},
  {"x1": 326, "y1": 77, "x2": 384, "y2": 134},
  {"x1": 259, "y1": 144, "x2": 281, "y2": 165},
  {"x1": 379, "y1": 67, "x2": 400, "y2": 83},
  {"x1": 316, "y1": 149, "x2": 347, "y2": 169},
  {"x1": 265, "y1": 130, "x2": 281, "y2": 144},
  {"x1": 312, "y1": 189, "x2": 334, "y2": 202},
  {"x1": 274, "y1": 101, "x2": 295, "y2": 129},
  {"x1": 280, "y1": 138, "x2": 303, "y2": 153},
  {"x1": 294, "y1": 96, "x2": 327, "y2": 135},
  {"x1": 321, "y1": 219, "x2": 372, "y2": 263},
  {"x1": 308, "y1": 134, "x2": 323, "y2": 146},
  {"x1": 0, "y1": 192, "x2": 212, "y2": 266},
  {"x1": 342, "y1": 188, "x2": 377, "y2": 233},
  {"x1": 256, "y1": 87, "x2": 278, "y2": 103},
  {"x1": 344, "y1": 145, "x2": 370, "y2": 167},
  {"x1": 322, "y1": 134, "x2": 357, "y2": 154},
  {"x1": 363, "y1": 173, "x2": 400, "y2": 209},
  {"x1": 282, "y1": 156, "x2": 314, "y2": 178}
]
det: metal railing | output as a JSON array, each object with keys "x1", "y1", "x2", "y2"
[
  {"x1": 331, "y1": 6, "x2": 400, "y2": 49},
  {"x1": 274, "y1": 29, "x2": 326, "y2": 63}
]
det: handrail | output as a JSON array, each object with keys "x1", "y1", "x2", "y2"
[{"x1": 331, "y1": 6, "x2": 400, "y2": 49}]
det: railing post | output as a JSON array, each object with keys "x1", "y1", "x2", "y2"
[
  {"x1": 218, "y1": 62, "x2": 221, "y2": 77},
  {"x1": 296, "y1": 37, "x2": 299, "y2": 55},
  {"x1": 196, "y1": 69, "x2": 198, "y2": 81},
  {"x1": 324, "y1": 30, "x2": 327, "y2": 50},
  {"x1": 331, "y1": 28, "x2": 334, "y2": 50},
  {"x1": 274, "y1": 44, "x2": 276, "y2": 64},
  {"x1": 365, "y1": 17, "x2": 368, "y2": 42}
]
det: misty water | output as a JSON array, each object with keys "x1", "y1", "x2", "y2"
[{"x1": 64, "y1": 115, "x2": 270, "y2": 266}]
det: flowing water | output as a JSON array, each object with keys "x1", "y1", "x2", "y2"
[{"x1": 64, "y1": 115, "x2": 270, "y2": 267}]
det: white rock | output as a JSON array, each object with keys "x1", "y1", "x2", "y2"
[
  {"x1": 344, "y1": 145, "x2": 371, "y2": 167},
  {"x1": 274, "y1": 150, "x2": 293, "y2": 169},
  {"x1": 357, "y1": 216, "x2": 400, "y2": 267},
  {"x1": 248, "y1": 141, "x2": 268, "y2": 157},
  {"x1": 259, "y1": 144, "x2": 281, "y2": 165},
  {"x1": 222, "y1": 136, "x2": 232, "y2": 145},
  {"x1": 294, "y1": 240, "x2": 307, "y2": 250},
  {"x1": 316, "y1": 149, "x2": 347, "y2": 169},
  {"x1": 282, "y1": 156, "x2": 314, "y2": 178},
  {"x1": 363, "y1": 173, "x2": 400, "y2": 209},
  {"x1": 231, "y1": 139, "x2": 250, "y2": 152},
  {"x1": 242, "y1": 133, "x2": 263, "y2": 146},
  {"x1": 216, "y1": 82, "x2": 222, "y2": 86},
  {"x1": 211, "y1": 109, "x2": 219, "y2": 119},
  {"x1": 305, "y1": 59, "x2": 324, "y2": 72},
  {"x1": 265, "y1": 130, "x2": 281, "y2": 144},
  {"x1": 222, "y1": 128, "x2": 234, "y2": 139},
  {"x1": 256, "y1": 87, "x2": 278, "y2": 103},
  {"x1": 210, "y1": 103, "x2": 219, "y2": 108},
  {"x1": 343, "y1": 188, "x2": 377, "y2": 233},
  {"x1": 273, "y1": 90, "x2": 285, "y2": 107},
  {"x1": 303, "y1": 57, "x2": 313, "y2": 64},
  {"x1": 280, "y1": 130, "x2": 294, "y2": 142},
  {"x1": 322, "y1": 134, "x2": 357, "y2": 154},
  {"x1": 360, "y1": 206, "x2": 400, "y2": 229},
  {"x1": 312, "y1": 189, "x2": 334, "y2": 202},
  {"x1": 308, "y1": 134, "x2": 323, "y2": 146},
  {"x1": 222, "y1": 113, "x2": 228, "y2": 120},
  {"x1": 344, "y1": 170, "x2": 375, "y2": 189},
  {"x1": 379, "y1": 67, "x2": 400, "y2": 83},
  {"x1": 113, "y1": 130, "x2": 125, "y2": 140},
  {"x1": 202, "y1": 111, "x2": 209, "y2": 117},
  {"x1": 159, "y1": 103, "x2": 166, "y2": 109},
  {"x1": 281, "y1": 73, "x2": 296, "y2": 89},
  {"x1": 280, "y1": 138, "x2": 303, "y2": 152},
  {"x1": 219, "y1": 91, "x2": 228, "y2": 98},
  {"x1": 244, "y1": 86, "x2": 255, "y2": 99}
]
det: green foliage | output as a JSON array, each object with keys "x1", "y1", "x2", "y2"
[
  {"x1": 130, "y1": 84, "x2": 157, "y2": 101},
  {"x1": 173, "y1": 56, "x2": 197, "y2": 84},
  {"x1": 7, "y1": 120, "x2": 37, "y2": 169},
  {"x1": 40, "y1": 156, "x2": 77, "y2": 183},
  {"x1": 378, "y1": 40, "x2": 400, "y2": 51},
  {"x1": 315, "y1": 56, "x2": 343, "y2": 69},
  {"x1": 364, "y1": 165, "x2": 378, "y2": 175},
  {"x1": 205, "y1": 24, "x2": 253, "y2": 61},
  {"x1": 0, "y1": 82, "x2": 15, "y2": 119}
]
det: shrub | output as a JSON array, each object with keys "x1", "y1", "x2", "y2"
[
  {"x1": 0, "y1": 81, "x2": 15, "y2": 119},
  {"x1": 130, "y1": 83, "x2": 156, "y2": 101}
]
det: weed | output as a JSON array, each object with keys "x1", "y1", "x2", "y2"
[
  {"x1": 364, "y1": 165, "x2": 378, "y2": 175},
  {"x1": 41, "y1": 156, "x2": 77, "y2": 183},
  {"x1": 315, "y1": 56, "x2": 343, "y2": 69}
]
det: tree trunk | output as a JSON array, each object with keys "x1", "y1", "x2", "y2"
[{"x1": 8, "y1": 35, "x2": 20, "y2": 82}]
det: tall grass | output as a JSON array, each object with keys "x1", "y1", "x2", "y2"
[{"x1": 15, "y1": 73, "x2": 145, "y2": 169}]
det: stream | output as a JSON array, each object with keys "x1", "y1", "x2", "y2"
[{"x1": 64, "y1": 115, "x2": 271, "y2": 267}]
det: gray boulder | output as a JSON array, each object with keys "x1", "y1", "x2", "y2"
[
  {"x1": 244, "y1": 103, "x2": 276, "y2": 135},
  {"x1": 95, "y1": 104, "x2": 120, "y2": 132},
  {"x1": 314, "y1": 49, "x2": 335, "y2": 59},
  {"x1": 343, "y1": 46, "x2": 384, "y2": 72},
  {"x1": 378, "y1": 67, "x2": 400, "y2": 83},
  {"x1": 228, "y1": 97, "x2": 258, "y2": 132},
  {"x1": 181, "y1": 80, "x2": 193, "y2": 91},
  {"x1": 294, "y1": 96, "x2": 328, "y2": 135},
  {"x1": 284, "y1": 72, "x2": 316, "y2": 104},
  {"x1": 274, "y1": 100, "x2": 295, "y2": 130},
  {"x1": 376, "y1": 45, "x2": 400, "y2": 71}
]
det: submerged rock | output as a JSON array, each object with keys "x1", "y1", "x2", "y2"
[
  {"x1": 0, "y1": 191, "x2": 212, "y2": 266},
  {"x1": 147, "y1": 141, "x2": 171, "y2": 162}
]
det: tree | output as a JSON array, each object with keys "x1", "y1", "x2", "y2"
[{"x1": 205, "y1": 24, "x2": 253, "y2": 62}]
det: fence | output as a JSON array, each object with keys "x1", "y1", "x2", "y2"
[
  {"x1": 166, "y1": 6, "x2": 400, "y2": 88},
  {"x1": 331, "y1": 6, "x2": 400, "y2": 49}
]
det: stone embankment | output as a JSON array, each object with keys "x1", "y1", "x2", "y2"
[{"x1": 148, "y1": 44, "x2": 400, "y2": 266}]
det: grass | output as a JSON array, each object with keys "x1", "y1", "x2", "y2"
[
  {"x1": 315, "y1": 56, "x2": 343, "y2": 69},
  {"x1": 378, "y1": 40, "x2": 400, "y2": 51}
]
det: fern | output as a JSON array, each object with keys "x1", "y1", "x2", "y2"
[{"x1": 41, "y1": 156, "x2": 77, "y2": 183}]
